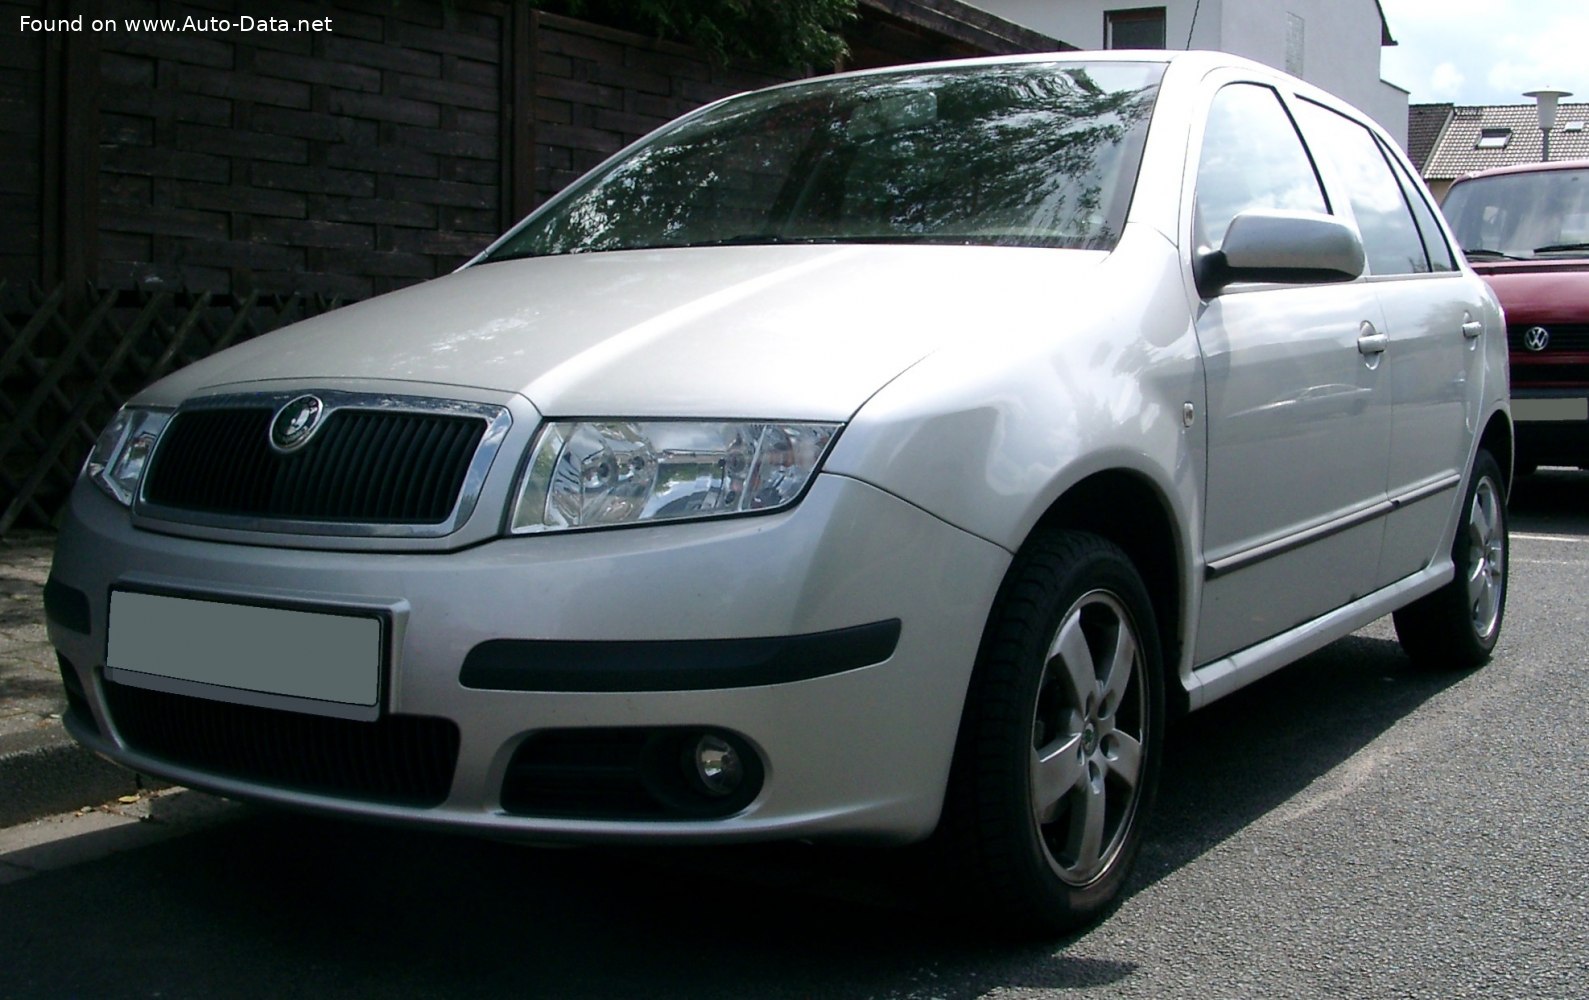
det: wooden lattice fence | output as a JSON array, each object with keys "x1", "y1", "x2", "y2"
[{"x1": 0, "y1": 284, "x2": 345, "y2": 534}]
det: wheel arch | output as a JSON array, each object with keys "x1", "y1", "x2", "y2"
[
  {"x1": 1023, "y1": 468, "x2": 1190, "y2": 718},
  {"x1": 1478, "y1": 409, "x2": 1514, "y2": 496}
]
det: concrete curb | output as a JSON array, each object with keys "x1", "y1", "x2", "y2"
[{"x1": 0, "y1": 725, "x2": 156, "y2": 828}]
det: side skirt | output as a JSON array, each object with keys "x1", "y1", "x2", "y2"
[{"x1": 1184, "y1": 562, "x2": 1453, "y2": 710}]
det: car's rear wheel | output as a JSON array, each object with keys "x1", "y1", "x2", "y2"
[
  {"x1": 1393, "y1": 449, "x2": 1508, "y2": 669},
  {"x1": 943, "y1": 530, "x2": 1164, "y2": 934}
]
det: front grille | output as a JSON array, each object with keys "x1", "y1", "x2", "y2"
[
  {"x1": 144, "y1": 406, "x2": 488, "y2": 524},
  {"x1": 103, "y1": 680, "x2": 459, "y2": 808},
  {"x1": 1509, "y1": 324, "x2": 1589, "y2": 353},
  {"x1": 1510, "y1": 360, "x2": 1589, "y2": 388}
]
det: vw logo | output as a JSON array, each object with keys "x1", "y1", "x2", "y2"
[
  {"x1": 1523, "y1": 326, "x2": 1551, "y2": 352},
  {"x1": 270, "y1": 395, "x2": 325, "y2": 452}
]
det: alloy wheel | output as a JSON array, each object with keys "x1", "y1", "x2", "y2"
[
  {"x1": 1466, "y1": 475, "x2": 1505, "y2": 641},
  {"x1": 1030, "y1": 590, "x2": 1148, "y2": 886}
]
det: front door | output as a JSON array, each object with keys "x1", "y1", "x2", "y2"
[{"x1": 1190, "y1": 82, "x2": 1392, "y2": 663}]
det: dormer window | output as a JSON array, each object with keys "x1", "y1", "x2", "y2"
[{"x1": 1475, "y1": 128, "x2": 1511, "y2": 149}]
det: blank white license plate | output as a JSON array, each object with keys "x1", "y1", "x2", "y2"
[
  {"x1": 1512, "y1": 397, "x2": 1588, "y2": 422},
  {"x1": 107, "y1": 591, "x2": 382, "y2": 716}
]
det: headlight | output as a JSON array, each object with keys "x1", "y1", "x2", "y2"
[
  {"x1": 84, "y1": 407, "x2": 172, "y2": 506},
  {"x1": 510, "y1": 420, "x2": 840, "y2": 533}
]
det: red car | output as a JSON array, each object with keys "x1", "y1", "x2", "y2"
[{"x1": 1442, "y1": 160, "x2": 1589, "y2": 472}]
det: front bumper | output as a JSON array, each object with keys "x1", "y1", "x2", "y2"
[{"x1": 47, "y1": 473, "x2": 1010, "y2": 845}]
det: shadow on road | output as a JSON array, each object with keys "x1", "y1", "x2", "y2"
[{"x1": 1, "y1": 627, "x2": 1475, "y2": 999}]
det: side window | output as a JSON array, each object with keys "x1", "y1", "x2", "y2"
[
  {"x1": 1383, "y1": 140, "x2": 1458, "y2": 272},
  {"x1": 1294, "y1": 100, "x2": 1430, "y2": 275},
  {"x1": 1194, "y1": 84, "x2": 1328, "y2": 251}
]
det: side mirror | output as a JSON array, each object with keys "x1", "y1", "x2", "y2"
[{"x1": 1195, "y1": 209, "x2": 1366, "y2": 297}]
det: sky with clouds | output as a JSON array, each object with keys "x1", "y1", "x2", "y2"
[{"x1": 1379, "y1": 0, "x2": 1589, "y2": 106}]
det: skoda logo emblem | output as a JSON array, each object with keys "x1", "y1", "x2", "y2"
[
  {"x1": 270, "y1": 395, "x2": 325, "y2": 452},
  {"x1": 1523, "y1": 326, "x2": 1551, "y2": 352}
]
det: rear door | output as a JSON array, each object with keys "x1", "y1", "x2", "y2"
[{"x1": 1292, "y1": 98, "x2": 1487, "y2": 588}]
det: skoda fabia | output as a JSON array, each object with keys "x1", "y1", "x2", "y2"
[{"x1": 48, "y1": 51, "x2": 1511, "y2": 932}]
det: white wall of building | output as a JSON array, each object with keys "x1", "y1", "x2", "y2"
[
  {"x1": 974, "y1": 0, "x2": 1408, "y2": 147},
  {"x1": 981, "y1": 0, "x2": 1222, "y2": 52}
]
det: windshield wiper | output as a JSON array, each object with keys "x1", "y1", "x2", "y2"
[
  {"x1": 670, "y1": 233, "x2": 838, "y2": 248},
  {"x1": 476, "y1": 235, "x2": 828, "y2": 262},
  {"x1": 479, "y1": 249, "x2": 552, "y2": 264},
  {"x1": 1461, "y1": 247, "x2": 1523, "y2": 260},
  {"x1": 1532, "y1": 242, "x2": 1589, "y2": 254}
]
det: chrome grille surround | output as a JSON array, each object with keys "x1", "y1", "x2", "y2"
[{"x1": 134, "y1": 390, "x2": 513, "y2": 538}]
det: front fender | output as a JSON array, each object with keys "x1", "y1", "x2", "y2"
[{"x1": 824, "y1": 227, "x2": 1203, "y2": 556}]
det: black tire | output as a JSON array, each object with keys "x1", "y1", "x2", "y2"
[
  {"x1": 1393, "y1": 449, "x2": 1508, "y2": 669},
  {"x1": 942, "y1": 529, "x2": 1164, "y2": 935}
]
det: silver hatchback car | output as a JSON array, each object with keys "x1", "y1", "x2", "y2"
[{"x1": 48, "y1": 51, "x2": 1510, "y2": 932}]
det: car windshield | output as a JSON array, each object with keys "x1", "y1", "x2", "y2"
[
  {"x1": 480, "y1": 61, "x2": 1164, "y2": 261},
  {"x1": 1442, "y1": 167, "x2": 1589, "y2": 259}
]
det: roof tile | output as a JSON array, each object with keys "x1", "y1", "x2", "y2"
[
  {"x1": 1407, "y1": 103, "x2": 1453, "y2": 170},
  {"x1": 1422, "y1": 102, "x2": 1589, "y2": 179}
]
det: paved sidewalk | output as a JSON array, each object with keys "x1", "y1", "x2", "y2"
[
  {"x1": 0, "y1": 531, "x2": 148, "y2": 826},
  {"x1": 0, "y1": 531, "x2": 63, "y2": 742}
]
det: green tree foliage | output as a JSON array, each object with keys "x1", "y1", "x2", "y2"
[{"x1": 535, "y1": 0, "x2": 857, "y2": 70}]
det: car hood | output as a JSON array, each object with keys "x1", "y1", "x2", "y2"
[
  {"x1": 142, "y1": 245, "x2": 1105, "y2": 421},
  {"x1": 1471, "y1": 259, "x2": 1589, "y2": 327}
]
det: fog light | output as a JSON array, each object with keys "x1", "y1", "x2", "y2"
[{"x1": 691, "y1": 734, "x2": 744, "y2": 797}]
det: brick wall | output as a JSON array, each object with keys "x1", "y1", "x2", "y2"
[
  {"x1": 92, "y1": 0, "x2": 509, "y2": 300},
  {"x1": 4, "y1": 0, "x2": 1053, "y2": 307},
  {"x1": 530, "y1": 15, "x2": 795, "y2": 209},
  {"x1": 19, "y1": 3, "x2": 807, "y2": 303},
  {"x1": 0, "y1": 2, "x2": 44, "y2": 290}
]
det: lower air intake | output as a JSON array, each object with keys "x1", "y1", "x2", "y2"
[{"x1": 103, "y1": 680, "x2": 459, "y2": 808}]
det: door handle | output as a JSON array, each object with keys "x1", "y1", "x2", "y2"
[
  {"x1": 1357, "y1": 331, "x2": 1389, "y2": 355},
  {"x1": 1461, "y1": 313, "x2": 1483, "y2": 339}
]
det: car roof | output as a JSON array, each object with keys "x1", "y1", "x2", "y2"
[{"x1": 736, "y1": 49, "x2": 1277, "y2": 93}]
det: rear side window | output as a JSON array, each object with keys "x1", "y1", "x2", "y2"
[
  {"x1": 1194, "y1": 83, "x2": 1328, "y2": 251},
  {"x1": 1294, "y1": 100, "x2": 1430, "y2": 275},
  {"x1": 1385, "y1": 142, "x2": 1458, "y2": 272}
]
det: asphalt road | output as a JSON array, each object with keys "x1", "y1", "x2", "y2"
[{"x1": 1, "y1": 470, "x2": 1585, "y2": 999}]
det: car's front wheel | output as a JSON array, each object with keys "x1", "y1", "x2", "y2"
[
  {"x1": 1393, "y1": 448, "x2": 1508, "y2": 669},
  {"x1": 943, "y1": 530, "x2": 1164, "y2": 934}
]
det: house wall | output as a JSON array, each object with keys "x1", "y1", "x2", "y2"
[{"x1": 978, "y1": 0, "x2": 1224, "y2": 51}]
